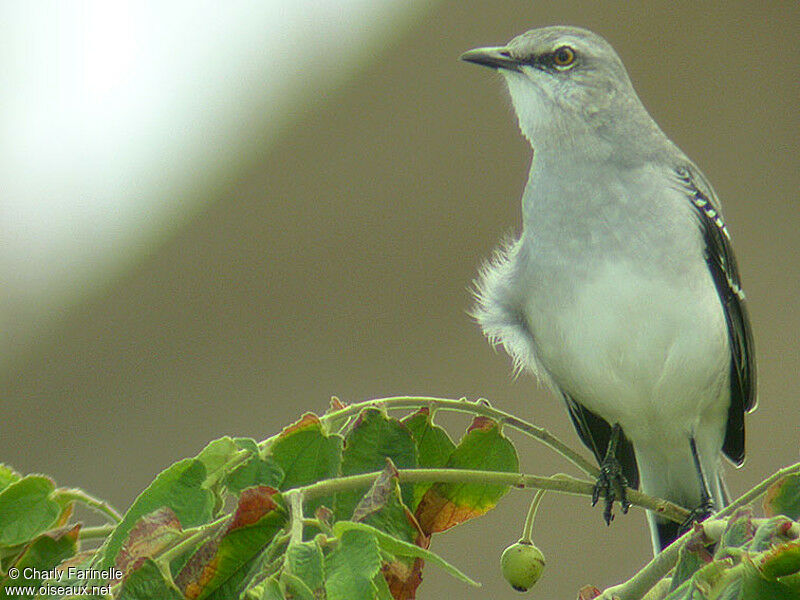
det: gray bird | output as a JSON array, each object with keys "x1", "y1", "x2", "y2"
[{"x1": 461, "y1": 26, "x2": 756, "y2": 554}]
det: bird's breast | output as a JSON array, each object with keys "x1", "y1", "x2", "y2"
[{"x1": 522, "y1": 254, "x2": 730, "y2": 441}]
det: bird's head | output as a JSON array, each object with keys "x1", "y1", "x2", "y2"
[{"x1": 461, "y1": 26, "x2": 647, "y2": 150}]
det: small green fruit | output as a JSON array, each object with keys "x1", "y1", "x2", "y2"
[{"x1": 501, "y1": 540, "x2": 545, "y2": 592}]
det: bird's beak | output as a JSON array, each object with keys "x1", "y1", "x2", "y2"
[{"x1": 460, "y1": 46, "x2": 521, "y2": 72}]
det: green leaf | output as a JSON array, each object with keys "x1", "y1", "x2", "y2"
[
  {"x1": 0, "y1": 525, "x2": 79, "y2": 596},
  {"x1": 779, "y1": 573, "x2": 800, "y2": 594},
  {"x1": 741, "y1": 558, "x2": 800, "y2": 600},
  {"x1": 101, "y1": 458, "x2": 215, "y2": 569},
  {"x1": 764, "y1": 474, "x2": 800, "y2": 520},
  {"x1": 280, "y1": 572, "x2": 316, "y2": 600},
  {"x1": 415, "y1": 417, "x2": 519, "y2": 534},
  {"x1": 196, "y1": 437, "x2": 240, "y2": 488},
  {"x1": 269, "y1": 413, "x2": 343, "y2": 513},
  {"x1": 751, "y1": 516, "x2": 795, "y2": 552},
  {"x1": 286, "y1": 540, "x2": 324, "y2": 593},
  {"x1": 0, "y1": 464, "x2": 21, "y2": 494},
  {"x1": 402, "y1": 409, "x2": 456, "y2": 510},
  {"x1": 244, "y1": 576, "x2": 285, "y2": 600},
  {"x1": 0, "y1": 475, "x2": 61, "y2": 547},
  {"x1": 759, "y1": 541, "x2": 800, "y2": 580},
  {"x1": 336, "y1": 409, "x2": 417, "y2": 520},
  {"x1": 372, "y1": 571, "x2": 395, "y2": 600},
  {"x1": 325, "y1": 529, "x2": 382, "y2": 600},
  {"x1": 669, "y1": 559, "x2": 729, "y2": 600},
  {"x1": 233, "y1": 438, "x2": 260, "y2": 454},
  {"x1": 223, "y1": 456, "x2": 283, "y2": 495},
  {"x1": 670, "y1": 536, "x2": 711, "y2": 591},
  {"x1": 222, "y1": 523, "x2": 291, "y2": 595},
  {"x1": 333, "y1": 521, "x2": 479, "y2": 587},
  {"x1": 712, "y1": 577, "x2": 743, "y2": 600},
  {"x1": 718, "y1": 509, "x2": 755, "y2": 551},
  {"x1": 174, "y1": 486, "x2": 286, "y2": 600},
  {"x1": 116, "y1": 558, "x2": 185, "y2": 600},
  {"x1": 662, "y1": 578, "x2": 699, "y2": 600},
  {"x1": 402, "y1": 409, "x2": 455, "y2": 469}
]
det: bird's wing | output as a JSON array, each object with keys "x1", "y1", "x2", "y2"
[
  {"x1": 563, "y1": 395, "x2": 639, "y2": 489},
  {"x1": 675, "y1": 166, "x2": 757, "y2": 466}
]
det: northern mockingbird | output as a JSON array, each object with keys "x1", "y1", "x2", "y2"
[{"x1": 461, "y1": 26, "x2": 756, "y2": 553}]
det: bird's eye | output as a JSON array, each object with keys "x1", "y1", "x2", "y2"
[{"x1": 552, "y1": 46, "x2": 576, "y2": 69}]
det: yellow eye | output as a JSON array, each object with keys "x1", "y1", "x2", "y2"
[{"x1": 553, "y1": 46, "x2": 576, "y2": 68}]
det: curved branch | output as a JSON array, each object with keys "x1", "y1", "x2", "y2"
[{"x1": 317, "y1": 396, "x2": 599, "y2": 478}]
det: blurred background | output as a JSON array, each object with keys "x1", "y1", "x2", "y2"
[{"x1": 1, "y1": 0, "x2": 798, "y2": 597}]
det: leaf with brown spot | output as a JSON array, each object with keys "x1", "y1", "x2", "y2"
[
  {"x1": 175, "y1": 486, "x2": 286, "y2": 600},
  {"x1": 352, "y1": 458, "x2": 400, "y2": 523},
  {"x1": 330, "y1": 396, "x2": 348, "y2": 411},
  {"x1": 0, "y1": 524, "x2": 80, "y2": 595},
  {"x1": 115, "y1": 507, "x2": 183, "y2": 581},
  {"x1": 277, "y1": 412, "x2": 322, "y2": 438},
  {"x1": 382, "y1": 556, "x2": 424, "y2": 600},
  {"x1": 578, "y1": 585, "x2": 602, "y2": 599},
  {"x1": 466, "y1": 415, "x2": 495, "y2": 433},
  {"x1": 348, "y1": 457, "x2": 431, "y2": 599},
  {"x1": 415, "y1": 417, "x2": 518, "y2": 534},
  {"x1": 100, "y1": 457, "x2": 215, "y2": 570}
]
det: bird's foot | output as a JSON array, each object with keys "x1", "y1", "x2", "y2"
[
  {"x1": 679, "y1": 497, "x2": 715, "y2": 534},
  {"x1": 591, "y1": 454, "x2": 631, "y2": 525}
]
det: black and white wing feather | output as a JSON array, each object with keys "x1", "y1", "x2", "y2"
[{"x1": 676, "y1": 166, "x2": 757, "y2": 466}]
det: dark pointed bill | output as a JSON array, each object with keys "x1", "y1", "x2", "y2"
[{"x1": 460, "y1": 47, "x2": 521, "y2": 72}]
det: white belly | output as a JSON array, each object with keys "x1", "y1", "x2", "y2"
[{"x1": 525, "y1": 258, "x2": 730, "y2": 445}]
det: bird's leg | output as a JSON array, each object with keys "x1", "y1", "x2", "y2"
[
  {"x1": 679, "y1": 437, "x2": 715, "y2": 531},
  {"x1": 592, "y1": 423, "x2": 631, "y2": 525}
]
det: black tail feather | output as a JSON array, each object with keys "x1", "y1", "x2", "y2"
[{"x1": 654, "y1": 519, "x2": 683, "y2": 551}]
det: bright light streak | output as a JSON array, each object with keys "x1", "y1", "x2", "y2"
[{"x1": 0, "y1": 0, "x2": 429, "y2": 364}]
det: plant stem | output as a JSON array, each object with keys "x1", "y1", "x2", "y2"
[
  {"x1": 315, "y1": 396, "x2": 600, "y2": 478},
  {"x1": 286, "y1": 491, "x2": 305, "y2": 546},
  {"x1": 156, "y1": 514, "x2": 230, "y2": 565},
  {"x1": 79, "y1": 525, "x2": 115, "y2": 540},
  {"x1": 55, "y1": 488, "x2": 123, "y2": 523},
  {"x1": 291, "y1": 468, "x2": 688, "y2": 524},
  {"x1": 521, "y1": 489, "x2": 546, "y2": 544}
]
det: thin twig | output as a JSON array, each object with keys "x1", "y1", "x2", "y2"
[{"x1": 55, "y1": 488, "x2": 123, "y2": 523}]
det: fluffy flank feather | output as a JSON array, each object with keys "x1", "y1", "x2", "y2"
[{"x1": 470, "y1": 236, "x2": 543, "y2": 381}]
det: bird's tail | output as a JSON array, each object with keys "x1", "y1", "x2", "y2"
[
  {"x1": 648, "y1": 470, "x2": 728, "y2": 552},
  {"x1": 652, "y1": 519, "x2": 683, "y2": 552}
]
